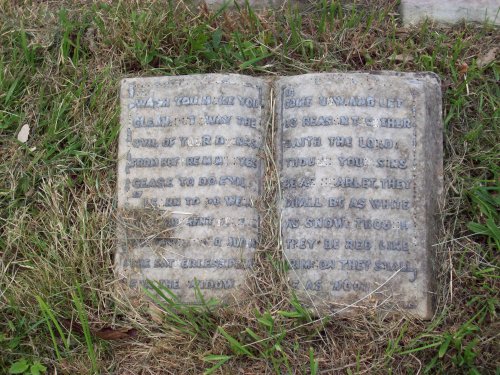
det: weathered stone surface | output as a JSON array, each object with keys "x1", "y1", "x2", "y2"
[
  {"x1": 116, "y1": 74, "x2": 269, "y2": 303},
  {"x1": 401, "y1": 0, "x2": 500, "y2": 25},
  {"x1": 275, "y1": 72, "x2": 443, "y2": 318},
  {"x1": 117, "y1": 72, "x2": 443, "y2": 318}
]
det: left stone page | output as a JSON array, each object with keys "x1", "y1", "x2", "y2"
[{"x1": 116, "y1": 74, "x2": 269, "y2": 303}]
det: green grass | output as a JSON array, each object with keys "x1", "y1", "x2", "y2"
[{"x1": 1, "y1": 0, "x2": 499, "y2": 373}]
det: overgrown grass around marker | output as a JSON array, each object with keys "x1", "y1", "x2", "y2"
[{"x1": 0, "y1": 0, "x2": 498, "y2": 373}]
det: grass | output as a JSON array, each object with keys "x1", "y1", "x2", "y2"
[{"x1": 0, "y1": 0, "x2": 499, "y2": 373}]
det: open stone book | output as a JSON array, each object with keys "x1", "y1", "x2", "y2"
[{"x1": 115, "y1": 72, "x2": 442, "y2": 319}]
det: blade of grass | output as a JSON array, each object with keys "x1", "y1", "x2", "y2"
[{"x1": 71, "y1": 284, "x2": 97, "y2": 373}]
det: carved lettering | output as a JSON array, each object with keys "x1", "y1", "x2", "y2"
[
  {"x1": 319, "y1": 95, "x2": 375, "y2": 107},
  {"x1": 304, "y1": 217, "x2": 348, "y2": 229},
  {"x1": 283, "y1": 137, "x2": 322, "y2": 148},
  {"x1": 328, "y1": 136, "x2": 352, "y2": 147},
  {"x1": 133, "y1": 116, "x2": 171, "y2": 127},
  {"x1": 236, "y1": 116, "x2": 257, "y2": 128},
  {"x1": 132, "y1": 178, "x2": 173, "y2": 189},
  {"x1": 286, "y1": 238, "x2": 318, "y2": 250},
  {"x1": 334, "y1": 177, "x2": 377, "y2": 188},
  {"x1": 285, "y1": 157, "x2": 316, "y2": 167},
  {"x1": 285, "y1": 197, "x2": 322, "y2": 208},
  {"x1": 302, "y1": 116, "x2": 333, "y2": 126},
  {"x1": 282, "y1": 177, "x2": 315, "y2": 189},
  {"x1": 187, "y1": 279, "x2": 235, "y2": 289},
  {"x1": 130, "y1": 97, "x2": 170, "y2": 109},
  {"x1": 285, "y1": 96, "x2": 313, "y2": 108},
  {"x1": 379, "y1": 117, "x2": 412, "y2": 128},
  {"x1": 331, "y1": 279, "x2": 369, "y2": 292},
  {"x1": 237, "y1": 96, "x2": 260, "y2": 108},
  {"x1": 358, "y1": 137, "x2": 394, "y2": 149},
  {"x1": 369, "y1": 199, "x2": 411, "y2": 210}
]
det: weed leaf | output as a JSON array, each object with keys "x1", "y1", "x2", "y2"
[
  {"x1": 8, "y1": 360, "x2": 29, "y2": 374},
  {"x1": 203, "y1": 355, "x2": 231, "y2": 374},
  {"x1": 217, "y1": 327, "x2": 253, "y2": 357},
  {"x1": 309, "y1": 347, "x2": 319, "y2": 375},
  {"x1": 438, "y1": 335, "x2": 451, "y2": 358},
  {"x1": 239, "y1": 53, "x2": 272, "y2": 69},
  {"x1": 30, "y1": 361, "x2": 47, "y2": 375}
]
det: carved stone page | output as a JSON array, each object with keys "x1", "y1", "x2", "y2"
[
  {"x1": 275, "y1": 72, "x2": 442, "y2": 318},
  {"x1": 116, "y1": 74, "x2": 269, "y2": 303}
]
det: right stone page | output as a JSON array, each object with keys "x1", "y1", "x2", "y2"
[{"x1": 275, "y1": 72, "x2": 443, "y2": 319}]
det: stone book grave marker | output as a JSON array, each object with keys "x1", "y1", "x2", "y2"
[{"x1": 116, "y1": 72, "x2": 443, "y2": 318}]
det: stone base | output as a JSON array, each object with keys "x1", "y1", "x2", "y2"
[{"x1": 401, "y1": 0, "x2": 500, "y2": 25}]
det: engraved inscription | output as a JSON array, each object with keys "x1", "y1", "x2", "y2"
[
  {"x1": 117, "y1": 74, "x2": 269, "y2": 303},
  {"x1": 277, "y1": 72, "x2": 442, "y2": 319}
]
